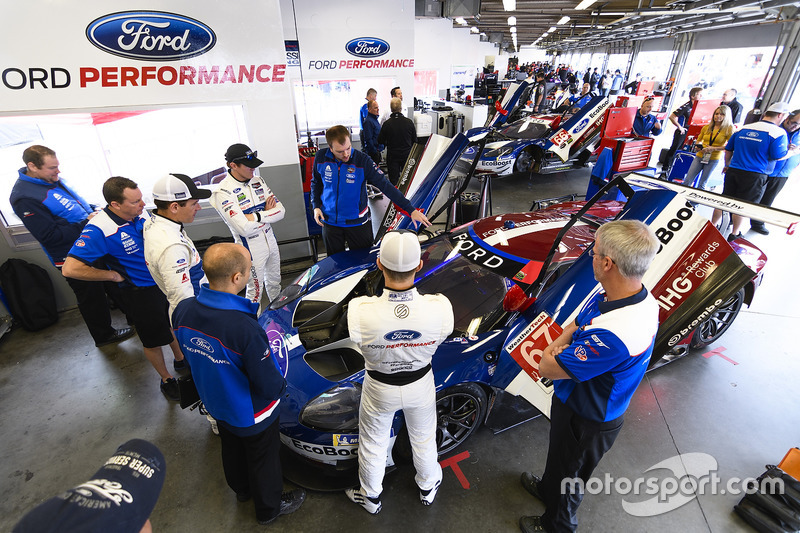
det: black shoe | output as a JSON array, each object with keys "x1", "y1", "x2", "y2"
[
  {"x1": 95, "y1": 327, "x2": 136, "y2": 347},
  {"x1": 727, "y1": 232, "x2": 743, "y2": 242},
  {"x1": 257, "y1": 489, "x2": 306, "y2": 525},
  {"x1": 750, "y1": 225, "x2": 769, "y2": 235},
  {"x1": 520, "y1": 472, "x2": 543, "y2": 501},
  {"x1": 160, "y1": 378, "x2": 180, "y2": 401},
  {"x1": 173, "y1": 358, "x2": 187, "y2": 371},
  {"x1": 519, "y1": 515, "x2": 547, "y2": 532},
  {"x1": 236, "y1": 492, "x2": 251, "y2": 502}
]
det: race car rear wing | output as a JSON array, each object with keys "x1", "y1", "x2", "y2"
[{"x1": 623, "y1": 174, "x2": 800, "y2": 234}]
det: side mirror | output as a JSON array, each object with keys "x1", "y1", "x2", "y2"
[{"x1": 503, "y1": 284, "x2": 535, "y2": 313}]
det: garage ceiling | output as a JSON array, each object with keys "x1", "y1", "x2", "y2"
[{"x1": 451, "y1": 0, "x2": 800, "y2": 52}]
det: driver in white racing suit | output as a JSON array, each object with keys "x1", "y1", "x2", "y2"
[
  {"x1": 345, "y1": 231, "x2": 454, "y2": 514},
  {"x1": 211, "y1": 144, "x2": 285, "y2": 308}
]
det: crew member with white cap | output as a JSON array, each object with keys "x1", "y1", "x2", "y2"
[
  {"x1": 143, "y1": 173, "x2": 211, "y2": 321},
  {"x1": 345, "y1": 231, "x2": 454, "y2": 514},
  {"x1": 211, "y1": 144, "x2": 285, "y2": 309},
  {"x1": 711, "y1": 101, "x2": 790, "y2": 240}
]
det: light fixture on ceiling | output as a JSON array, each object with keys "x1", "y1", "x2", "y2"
[
  {"x1": 508, "y1": 16, "x2": 517, "y2": 25},
  {"x1": 471, "y1": 26, "x2": 479, "y2": 33},
  {"x1": 574, "y1": 0, "x2": 598, "y2": 10},
  {"x1": 503, "y1": 0, "x2": 516, "y2": 11},
  {"x1": 510, "y1": 26, "x2": 517, "y2": 33},
  {"x1": 557, "y1": 16, "x2": 571, "y2": 25},
  {"x1": 455, "y1": 17, "x2": 468, "y2": 25},
  {"x1": 548, "y1": 26, "x2": 557, "y2": 32}
]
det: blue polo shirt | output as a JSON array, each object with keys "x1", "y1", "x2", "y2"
[
  {"x1": 771, "y1": 127, "x2": 800, "y2": 178},
  {"x1": 67, "y1": 208, "x2": 156, "y2": 288},
  {"x1": 632, "y1": 112, "x2": 662, "y2": 137},
  {"x1": 726, "y1": 119, "x2": 788, "y2": 175},
  {"x1": 554, "y1": 287, "x2": 659, "y2": 423}
]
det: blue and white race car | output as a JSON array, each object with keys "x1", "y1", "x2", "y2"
[
  {"x1": 259, "y1": 133, "x2": 796, "y2": 489},
  {"x1": 467, "y1": 81, "x2": 612, "y2": 177}
]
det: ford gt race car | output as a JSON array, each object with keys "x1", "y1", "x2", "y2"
[
  {"x1": 464, "y1": 82, "x2": 612, "y2": 177},
  {"x1": 258, "y1": 130, "x2": 800, "y2": 489}
]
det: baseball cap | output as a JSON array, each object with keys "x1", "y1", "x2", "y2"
[
  {"x1": 13, "y1": 439, "x2": 165, "y2": 533},
  {"x1": 379, "y1": 231, "x2": 421, "y2": 272},
  {"x1": 767, "y1": 102, "x2": 793, "y2": 114},
  {"x1": 152, "y1": 173, "x2": 211, "y2": 202},
  {"x1": 225, "y1": 143, "x2": 263, "y2": 168}
]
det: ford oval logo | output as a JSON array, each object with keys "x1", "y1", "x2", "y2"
[
  {"x1": 191, "y1": 337, "x2": 214, "y2": 353},
  {"x1": 383, "y1": 330, "x2": 422, "y2": 341},
  {"x1": 345, "y1": 37, "x2": 390, "y2": 58},
  {"x1": 86, "y1": 11, "x2": 216, "y2": 61},
  {"x1": 574, "y1": 118, "x2": 590, "y2": 133}
]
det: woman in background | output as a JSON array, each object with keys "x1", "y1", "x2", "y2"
[{"x1": 684, "y1": 105, "x2": 734, "y2": 190}]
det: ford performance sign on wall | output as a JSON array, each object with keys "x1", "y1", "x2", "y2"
[
  {"x1": 345, "y1": 37, "x2": 390, "y2": 58},
  {"x1": 86, "y1": 11, "x2": 216, "y2": 61}
]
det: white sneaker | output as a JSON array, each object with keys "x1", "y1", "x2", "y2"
[
  {"x1": 207, "y1": 414, "x2": 219, "y2": 435},
  {"x1": 345, "y1": 487, "x2": 381, "y2": 514},
  {"x1": 419, "y1": 480, "x2": 441, "y2": 506}
]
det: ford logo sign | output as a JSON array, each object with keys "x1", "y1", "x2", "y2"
[
  {"x1": 86, "y1": 11, "x2": 216, "y2": 61},
  {"x1": 574, "y1": 118, "x2": 590, "y2": 134},
  {"x1": 383, "y1": 330, "x2": 422, "y2": 341},
  {"x1": 345, "y1": 37, "x2": 390, "y2": 58},
  {"x1": 191, "y1": 337, "x2": 214, "y2": 353}
]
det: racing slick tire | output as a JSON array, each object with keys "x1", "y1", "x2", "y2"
[{"x1": 689, "y1": 287, "x2": 745, "y2": 349}]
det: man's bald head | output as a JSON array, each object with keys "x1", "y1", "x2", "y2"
[{"x1": 203, "y1": 243, "x2": 251, "y2": 290}]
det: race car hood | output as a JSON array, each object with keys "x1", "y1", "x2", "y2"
[
  {"x1": 487, "y1": 81, "x2": 531, "y2": 129},
  {"x1": 542, "y1": 96, "x2": 611, "y2": 162}
]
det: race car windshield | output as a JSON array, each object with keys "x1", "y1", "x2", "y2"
[
  {"x1": 499, "y1": 119, "x2": 551, "y2": 140},
  {"x1": 414, "y1": 238, "x2": 509, "y2": 337}
]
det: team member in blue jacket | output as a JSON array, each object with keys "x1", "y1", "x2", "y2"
[
  {"x1": 632, "y1": 97, "x2": 662, "y2": 137},
  {"x1": 9, "y1": 145, "x2": 133, "y2": 347},
  {"x1": 311, "y1": 125, "x2": 430, "y2": 256},
  {"x1": 711, "y1": 102, "x2": 790, "y2": 240},
  {"x1": 172, "y1": 243, "x2": 305, "y2": 525},
  {"x1": 751, "y1": 108, "x2": 800, "y2": 235},
  {"x1": 362, "y1": 100, "x2": 385, "y2": 164},
  {"x1": 62, "y1": 177, "x2": 187, "y2": 401}
]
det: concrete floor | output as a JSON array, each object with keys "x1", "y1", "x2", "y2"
[{"x1": 2, "y1": 165, "x2": 799, "y2": 532}]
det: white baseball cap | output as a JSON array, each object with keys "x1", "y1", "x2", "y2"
[
  {"x1": 152, "y1": 173, "x2": 212, "y2": 202},
  {"x1": 379, "y1": 231, "x2": 421, "y2": 272},
  {"x1": 766, "y1": 102, "x2": 793, "y2": 114}
]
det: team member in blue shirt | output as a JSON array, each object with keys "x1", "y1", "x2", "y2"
[
  {"x1": 632, "y1": 96, "x2": 662, "y2": 137},
  {"x1": 711, "y1": 102, "x2": 790, "y2": 240},
  {"x1": 172, "y1": 243, "x2": 305, "y2": 525},
  {"x1": 362, "y1": 100, "x2": 384, "y2": 165},
  {"x1": 62, "y1": 177, "x2": 186, "y2": 401},
  {"x1": 311, "y1": 125, "x2": 430, "y2": 256},
  {"x1": 9, "y1": 145, "x2": 133, "y2": 347},
  {"x1": 519, "y1": 220, "x2": 660, "y2": 533},
  {"x1": 750, "y1": 108, "x2": 800, "y2": 235}
]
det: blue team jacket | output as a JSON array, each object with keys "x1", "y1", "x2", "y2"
[
  {"x1": 311, "y1": 147, "x2": 414, "y2": 227},
  {"x1": 173, "y1": 285, "x2": 286, "y2": 436},
  {"x1": 10, "y1": 170, "x2": 94, "y2": 267}
]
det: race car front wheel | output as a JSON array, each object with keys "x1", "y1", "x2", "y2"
[
  {"x1": 514, "y1": 148, "x2": 538, "y2": 174},
  {"x1": 436, "y1": 383, "x2": 488, "y2": 455},
  {"x1": 689, "y1": 287, "x2": 745, "y2": 349}
]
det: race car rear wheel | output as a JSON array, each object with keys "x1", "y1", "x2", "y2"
[
  {"x1": 689, "y1": 287, "x2": 745, "y2": 349},
  {"x1": 436, "y1": 383, "x2": 488, "y2": 455}
]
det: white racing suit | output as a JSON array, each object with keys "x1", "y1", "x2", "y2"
[
  {"x1": 347, "y1": 287, "x2": 454, "y2": 498},
  {"x1": 142, "y1": 211, "x2": 208, "y2": 323},
  {"x1": 211, "y1": 172, "x2": 285, "y2": 306}
]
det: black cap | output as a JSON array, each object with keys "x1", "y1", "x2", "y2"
[
  {"x1": 225, "y1": 143, "x2": 263, "y2": 168},
  {"x1": 13, "y1": 439, "x2": 166, "y2": 533}
]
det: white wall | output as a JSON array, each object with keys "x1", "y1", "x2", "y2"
[{"x1": 415, "y1": 19, "x2": 493, "y2": 93}]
